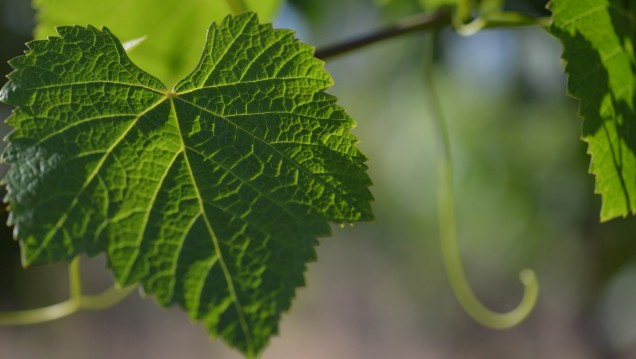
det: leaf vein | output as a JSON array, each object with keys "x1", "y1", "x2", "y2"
[
  {"x1": 120, "y1": 149, "x2": 184, "y2": 283},
  {"x1": 26, "y1": 96, "x2": 169, "y2": 262},
  {"x1": 175, "y1": 96, "x2": 357, "y2": 210},
  {"x1": 170, "y1": 98, "x2": 255, "y2": 353}
]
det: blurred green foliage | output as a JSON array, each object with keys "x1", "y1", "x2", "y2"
[{"x1": 34, "y1": 0, "x2": 282, "y2": 86}]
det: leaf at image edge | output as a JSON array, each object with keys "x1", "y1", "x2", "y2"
[{"x1": 549, "y1": 0, "x2": 636, "y2": 221}]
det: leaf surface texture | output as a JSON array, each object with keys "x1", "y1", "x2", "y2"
[{"x1": 1, "y1": 13, "x2": 373, "y2": 356}]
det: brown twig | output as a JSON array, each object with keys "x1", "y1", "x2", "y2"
[{"x1": 314, "y1": 9, "x2": 452, "y2": 60}]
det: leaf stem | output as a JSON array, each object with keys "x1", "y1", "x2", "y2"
[
  {"x1": 69, "y1": 257, "x2": 82, "y2": 299},
  {"x1": 457, "y1": 0, "x2": 473, "y2": 24},
  {"x1": 0, "y1": 258, "x2": 137, "y2": 325},
  {"x1": 225, "y1": 0, "x2": 250, "y2": 15},
  {"x1": 424, "y1": 32, "x2": 539, "y2": 329}
]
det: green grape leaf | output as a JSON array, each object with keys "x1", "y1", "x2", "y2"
[
  {"x1": 34, "y1": 0, "x2": 283, "y2": 86},
  {"x1": 1, "y1": 13, "x2": 373, "y2": 357},
  {"x1": 549, "y1": 0, "x2": 636, "y2": 221}
]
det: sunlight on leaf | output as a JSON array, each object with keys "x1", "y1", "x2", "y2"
[{"x1": 1, "y1": 13, "x2": 373, "y2": 357}]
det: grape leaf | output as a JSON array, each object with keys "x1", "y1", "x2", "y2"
[
  {"x1": 549, "y1": 0, "x2": 636, "y2": 221},
  {"x1": 34, "y1": 0, "x2": 283, "y2": 86},
  {"x1": 0, "y1": 13, "x2": 373, "y2": 357}
]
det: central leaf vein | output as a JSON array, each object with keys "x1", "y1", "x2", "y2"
[{"x1": 169, "y1": 98, "x2": 254, "y2": 352}]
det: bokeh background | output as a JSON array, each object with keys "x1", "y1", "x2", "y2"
[{"x1": 2, "y1": 0, "x2": 636, "y2": 358}]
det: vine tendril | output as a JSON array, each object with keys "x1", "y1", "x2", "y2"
[
  {"x1": 425, "y1": 31, "x2": 539, "y2": 329},
  {"x1": 0, "y1": 258, "x2": 137, "y2": 325}
]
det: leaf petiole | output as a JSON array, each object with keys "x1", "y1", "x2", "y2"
[
  {"x1": 0, "y1": 258, "x2": 137, "y2": 325},
  {"x1": 457, "y1": 0, "x2": 472, "y2": 24}
]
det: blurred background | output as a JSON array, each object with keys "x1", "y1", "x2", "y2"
[{"x1": 2, "y1": 0, "x2": 636, "y2": 358}]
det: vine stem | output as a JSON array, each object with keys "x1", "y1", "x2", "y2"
[
  {"x1": 0, "y1": 258, "x2": 137, "y2": 325},
  {"x1": 424, "y1": 32, "x2": 539, "y2": 329},
  {"x1": 224, "y1": 0, "x2": 249, "y2": 15},
  {"x1": 315, "y1": 10, "x2": 452, "y2": 59},
  {"x1": 315, "y1": 9, "x2": 549, "y2": 60}
]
